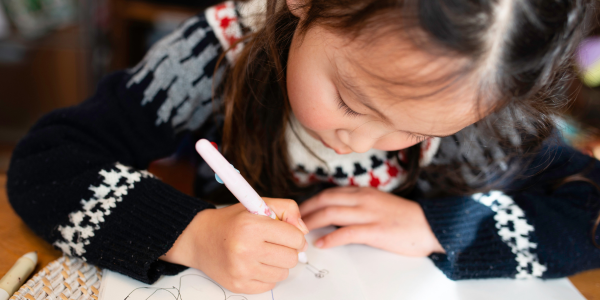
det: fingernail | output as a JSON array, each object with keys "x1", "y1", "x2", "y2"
[
  {"x1": 315, "y1": 239, "x2": 324, "y2": 248},
  {"x1": 298, "y1": 218, "x2": 309, "y2": 234}
]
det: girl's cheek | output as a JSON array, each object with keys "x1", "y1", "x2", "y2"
[
  {"x1": 293, "y1": 104, "x2": 339, "y2": 132},
  {"x1": 289, "y1": 92, "x2": 341, "y2": 132}
]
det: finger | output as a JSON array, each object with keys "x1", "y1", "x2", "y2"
[
  {"x1": 302, "y1": 206, "x2": 373, "y2": 230},
  {"x1": 253, "y1": 264, "x2": 290, "y2": 283},
  {"x1": 260, "y1": 218, "x2": 307, "y2": 250},
  {"x1": 314, "y1": 224, "x2": 374, "y2": 249},
  {"x1": 299, "y1": 188, "x2": 361, "y2": 216},
  {"x1": 264, "y1": 197, "x2": 309, "y2": 234},
  {"x1": 249, "y1": 280, "x2": 277, "y2": 293},
  {"x1": 257, "y1": 242, "x2": 300, "y2": 269},
  {"x1": 232, "y1": 280, "x2": 276, "y2": 294}
]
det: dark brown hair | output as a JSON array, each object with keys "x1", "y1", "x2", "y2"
[
  {"x1": 214, "y1": 0, "x2": 599, "y2": 249},
  {"x1": 218, "y1": 0, "x2": 592, "y2": 199}
]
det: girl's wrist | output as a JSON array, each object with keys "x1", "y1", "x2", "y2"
[
  {"x1": 425, "y1": 220, "x2": 445, "y2": 254},
  {"x1": 159, "y1": 209, "x2": 213, "y2": 266},
  {"x1": 429, "y1": 235, "x2": 446, "y2": 254}
]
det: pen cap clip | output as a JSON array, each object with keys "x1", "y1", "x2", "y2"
[{"x1": 196, "y1": 139, "x2": 266, "y2": 214}]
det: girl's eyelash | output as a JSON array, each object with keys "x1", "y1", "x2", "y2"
[
  {"x1": 335, "y1": 91, "x2": 429, "y2": 143},
  {"x1": 405, "y1": 131, "x2": 431, "y2": 143},
  {"x1": 336, "y1": 92, "x2": 362, "y2": 118}
]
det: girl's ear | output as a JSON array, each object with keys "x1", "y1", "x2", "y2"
[{"x1": 286, "y1": 0, "x2": 308, "y2": 19}]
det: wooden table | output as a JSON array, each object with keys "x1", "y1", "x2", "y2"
[
  {"x1": 0, "y1": 174, "x2": 62, "y2": 276},
  {"x1": 1, "y1": 173, "x2": 599, "y2": 299}
]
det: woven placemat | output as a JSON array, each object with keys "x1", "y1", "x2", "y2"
[{"x1": 10, "y1": 256, "x2": 102, "y2": 300}]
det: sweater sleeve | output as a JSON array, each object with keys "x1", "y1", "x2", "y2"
[
  {"x1": 6, "y1": 12, "x2": 226, "y2": 283},
  {"x1": 418, "y1": 142, "x2": 600, "y2": 280}
]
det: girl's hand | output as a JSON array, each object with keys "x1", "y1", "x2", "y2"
[
  {"x1": 161, "y1": 198, "x2": 309, "y2": 294},
  {"x1": 299, "y1": 187, "x2": 445, "y2": 256}
]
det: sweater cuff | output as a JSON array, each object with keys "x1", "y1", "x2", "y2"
[
  {"x1": 52, "y1": 165, "x2": 215, "y2": 283},
  {"x1": 418, "y1": 194, "x2": 519, "y2": 280}
]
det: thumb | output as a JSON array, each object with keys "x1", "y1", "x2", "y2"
[{"x1": 263, "y1": 197, "x2": 310, "y2": 235}]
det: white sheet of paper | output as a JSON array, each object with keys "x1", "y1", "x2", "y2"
[
  {"x1": 272, "y1": 227, "x2": 367, "y2": 299},
  {"x1": 346, "y1": 243, "x2": 586, "y2": 300},
  {"x1": 99, "y1": 225, "x2": 585, "y2": 300},
  {"x1": 99, "y1": 227, "x2": 367, "y2": 300}
]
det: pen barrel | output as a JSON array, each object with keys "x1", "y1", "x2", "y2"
[
  {"x1": 0, "y1": 256, "x2": 36, "y2": 296},
  {"x1": 196, "y1": 139, "x2": 276, "y2": 219},
  {"x1": 222, "y1": 177, "x2": 276, "y2": 218}
]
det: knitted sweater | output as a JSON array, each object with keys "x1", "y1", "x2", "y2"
[{"x1": 7, "y1": 1, "x2": 600, "y2": 284}]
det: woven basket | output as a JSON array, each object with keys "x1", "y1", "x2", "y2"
[{"x1": 10, "y1": 256, "x2": 102, "y2": 300}]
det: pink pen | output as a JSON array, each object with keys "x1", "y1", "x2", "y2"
[{"x1": 195, "y1": 139, "x2": 308, "y2": 264}]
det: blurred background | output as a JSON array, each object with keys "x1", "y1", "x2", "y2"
[
  {"x1": 0, "y1": 2, "x2": 598, "y2": 297},
  {"x1": 0, "y1": 0, "x2": 599, "y2": 176},
  {"x1": 0, "y1": 0, "x2": 223, "y2": 177}
]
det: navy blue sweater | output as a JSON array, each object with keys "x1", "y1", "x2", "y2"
[{"x1": 6, "y1": 5, "x2": 600, "y2": 284}]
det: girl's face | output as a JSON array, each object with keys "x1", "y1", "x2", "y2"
[{"x1": 286, "y1": 25, "x2": 486, "y2": 154}]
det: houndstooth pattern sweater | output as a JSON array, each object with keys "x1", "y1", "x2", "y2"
[{"x1": 7, "y1": 1, "x2": 600, "y2": 284}]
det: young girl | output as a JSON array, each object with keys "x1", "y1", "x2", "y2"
[{"x1": 7, "y1": 0, "x2": 600, "y2": 294}]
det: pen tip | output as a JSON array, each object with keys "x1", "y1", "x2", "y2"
[{"x1": 298, "y1": 252, "x2": 308, "y2": 264}]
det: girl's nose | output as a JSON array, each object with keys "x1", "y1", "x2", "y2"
[{"x1": 336, "y1": 129, "x2": 375, "y2": 153}]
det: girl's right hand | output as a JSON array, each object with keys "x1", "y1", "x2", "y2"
[{"x1": 160, "y1": 198, "x2": 309, "y2": 294}]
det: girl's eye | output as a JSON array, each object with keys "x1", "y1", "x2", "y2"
[
  {"x1": 336, "y1": 92, "x2": 363, "y2": 118},
  {"x1": 405, "y1": 131, "x2": 430, "y2": 143}
]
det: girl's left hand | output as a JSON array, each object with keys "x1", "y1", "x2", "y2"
[{"x1": 299, "y1": 186, "x2": 445, "y2": 256}]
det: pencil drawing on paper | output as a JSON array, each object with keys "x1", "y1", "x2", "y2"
[
  {"x1": 306, "y1": 263, "x2": 329, "y2": 278},
  {"x1": 123, "y1": 274, "x2": 251, "y2": 300},
  {"x1": 123, "y1": 262, "x2": 328, "y2": 299}
]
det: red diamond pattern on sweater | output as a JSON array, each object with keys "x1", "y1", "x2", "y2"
[
  {"x1": 205, "y1": 2, "x2": 244, "y2": 62},
  {"x1": 292, "y1": 153, "x2": 408, "y2": 192},
  {"x1": 286, "y1": 115, "x2": 441, "y2": 192}
]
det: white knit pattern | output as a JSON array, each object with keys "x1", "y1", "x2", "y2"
[
  {"x1": 126, "y1": 15, "x2": 225, "y2": 131},
  {"x1": 472, "y1": 191, "x2": 547, "y2": 278},
  {"x1": 286, "y1": 115, "x2": 440, "y2": 192},
  {"x1": 54, "y1": 163, "x2": 152, "y2": 258}
]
